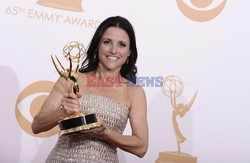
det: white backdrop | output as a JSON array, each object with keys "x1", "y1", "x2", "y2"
[{"x1": 1, "y1": 0, "x2": 250, "y2": 162}]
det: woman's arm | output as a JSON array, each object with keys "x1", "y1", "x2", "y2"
[
  {"x1": 31, "y1": 77, "x2": 80, "y2": 134},
  {"x1": 107, "y1": 86, "x2": 148, "y2": 157},
  {"x1": 85, "y1": 86, "x2": 148, "y2": 158}
]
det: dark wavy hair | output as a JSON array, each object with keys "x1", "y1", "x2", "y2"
[{"x1": 79, "y1": 16, "x2": 138, "y2": 84}]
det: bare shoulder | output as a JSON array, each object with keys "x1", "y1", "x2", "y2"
[
  {"x1": 127, "y1": 85, "x2": 147, "y2": 105},
  {"x1": 129, "y1": 86, "x2": 145, "y2": 96}
]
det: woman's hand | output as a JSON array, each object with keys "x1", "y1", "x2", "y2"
[
  {"x1": 81, "y1": 119, "x2": 107, "y2": 138},
  {"x1": 60, "y1": 92, "x2": 81, "y2": 116},
  {"x1": 31, "y1": 77, "x2": 82, "y2": 134},
  {"x1": 55, "y1": 77, "x2": 82, "y2": 117}
]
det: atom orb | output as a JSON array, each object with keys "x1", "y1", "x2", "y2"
[
  {"x1": 161, "y1": 75, "x2": 184, "y2": 97},
  {"x1": 63, "y1": 41, "x2": 86, "y2": 63}
]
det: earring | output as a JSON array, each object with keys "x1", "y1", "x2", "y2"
[{"x1": 126, "y1": 59, "x2": 129, "y2": 64}]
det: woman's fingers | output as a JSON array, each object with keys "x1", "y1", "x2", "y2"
[
  {"x1": 62, "y1": 96, "x2": 79, "y2": 106},
  {"x1": 97, "y1": 119, "x2": 106, "y2": 129},
  {"x1": 76, "y1": 92, "x2": 82, "y2": 98},
  {"x1": 64, "y1": 92, "x2": 78, "y2": 99},
  {"x1": 60, "y1": 106, "x2": 77, "y2": 115},
  {"x1": 57, "y1": 77, "x2": 80, "y2": 95},
  {"x1": 80, "y1": 119, "x2": 107, "y2": 137},
  {"x1": 61, "y1": 93, "x2": 80, "y2": 116}
]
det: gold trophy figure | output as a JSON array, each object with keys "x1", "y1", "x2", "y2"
[
  {"x1": 156, "y1": 75, "x2": 198, "y2": 163},
  {"x1": 51, "y1": 41, "x2": 99, "y2": 135}
]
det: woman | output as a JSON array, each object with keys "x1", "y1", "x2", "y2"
[{"x1": 32, "y1": 16, "x2": 148, "y2": 163}]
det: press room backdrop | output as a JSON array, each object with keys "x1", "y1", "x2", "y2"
[{"x1": 1, "y1": 0, "x2": 250, "y2": 163}]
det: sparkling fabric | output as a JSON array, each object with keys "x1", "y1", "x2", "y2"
[{"x1": 46, "y1": 94, "x2": 129, "y2": 163}]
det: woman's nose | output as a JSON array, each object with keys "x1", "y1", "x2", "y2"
[{"x1": 111, "y1": 44, "x2": 118, "y2": 54}]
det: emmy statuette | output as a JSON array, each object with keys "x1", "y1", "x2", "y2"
[{"x1": 51, "y1": 41, "x2": 100, "y2": 135}]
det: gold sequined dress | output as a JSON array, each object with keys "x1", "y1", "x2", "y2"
[{"x1": 46, "y1": 94, "x2": 129, "y2": 163}]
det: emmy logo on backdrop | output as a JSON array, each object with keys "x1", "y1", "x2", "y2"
[
  {"x1": 37, "y1": 0, "x2": 84, "y2": 12},
  {"x1": 156, "y1": 75, "x2": 198, "y2": 163},
  {"x1": 51, "y1": 41, "x2": 100, "y2": 135}
]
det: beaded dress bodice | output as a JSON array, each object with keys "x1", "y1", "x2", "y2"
[{"x1": 46, "y1": 94, "x2": 129, "y2": 163}]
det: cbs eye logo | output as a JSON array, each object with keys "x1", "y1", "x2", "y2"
[
  {"x1": 15, "y1": 81, "x2": 59, "y2": 138},
  {"x1": 176, "y1": 0, "x2": 227, "y2": 22}
]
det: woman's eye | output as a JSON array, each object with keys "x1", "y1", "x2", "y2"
[
  {"x1": 103, "y1": 40, "x2": 111, "y2": 45},
  {"x1": 119, "y1": 42, "x2": 126, "y2": 47}
]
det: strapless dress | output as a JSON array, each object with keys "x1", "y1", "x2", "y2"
[{"x1": 46, "y1": 94, "x2": 129, "y2": 163}]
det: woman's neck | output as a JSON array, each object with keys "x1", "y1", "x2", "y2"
[{"x1": 95, "y1": 66, "x2": 121, "y2": 79}]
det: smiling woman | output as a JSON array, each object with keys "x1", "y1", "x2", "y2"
[
  {"x1": 31, "y1": 16, "x2": 148, "y2": 163},
  {"x1": 98, "y1": 27, "x2": 130, "y2": 72},
  {"x1": 80, "y1": 16, "x2": 138, "y2": 84}
]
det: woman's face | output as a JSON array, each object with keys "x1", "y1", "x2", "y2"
[{"x1": 98, "y1": 27, "x2": 130, "y2": 71}]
